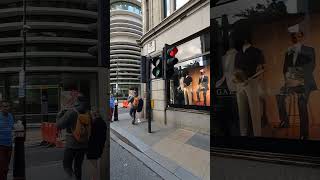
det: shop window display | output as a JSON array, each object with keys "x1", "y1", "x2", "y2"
[
  {"x1": 169, "y1": 55, "x2": 210, "y2": 108},
  {"x1": 213, "y1": 0, "x2": 320, "y2": 140}
]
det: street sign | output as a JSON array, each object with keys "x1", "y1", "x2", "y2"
[{"x1": 147, "y1": 40, "x2": 156, "y2": 54}]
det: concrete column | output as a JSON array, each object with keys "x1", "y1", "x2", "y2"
[
  {"x1": 97, "y1": 67, "x2": 109, "y2": 180},
  {"x1": 170, "y1": 0, "x2": 176, "y2": 15},
  {"x1": 142, "y1": 0, "x2": 148, "y2": 34},
  {"x1": 151, "y1": 79, "x2": 167, "y2": 127},
  {"x1": 97, "y1": 68, "x2": 109, "y2": 121}
]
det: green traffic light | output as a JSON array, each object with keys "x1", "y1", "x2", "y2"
[
  {"x1": 152, "y1": 56, "x2": 163, "y2": 78},
  {"x1": 153, "y1": 68, "x2": 161, "y2": 77}
]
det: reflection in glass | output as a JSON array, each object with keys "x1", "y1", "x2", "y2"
[
  {"x1": 213, "y1": 0, "x2": 320, "y2": 140},
  {"x1": 111, "y1": 2, "x2": 142, "y2": 15},
  {"x1": 175, "y1": 0, "x2": 190, "y2": 10}
]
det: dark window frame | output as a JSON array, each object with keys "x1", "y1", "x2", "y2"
[
  {"x1": 212, "y1": 0, "x2": 320, "y2": 160},
  {"x1": 166, "y1": 28, "x2": 210, "y2": 111}
]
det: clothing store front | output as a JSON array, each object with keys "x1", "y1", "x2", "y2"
[
  {"x1": 140, "y1": 0, "x2": 210, "y2": 134},
  {"x1": 168, "y1": 29, "x2": 210, "y2": 109},
  {"x1": 164, "y1": 29, "x2": 210, "y2": 135},
  {"x1": 213, "y1": 0, "x2": 320, "y2": 161}
]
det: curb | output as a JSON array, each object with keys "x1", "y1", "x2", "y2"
[{"x1": 110, "y1": 123, "x2": 202, "y2": 180}]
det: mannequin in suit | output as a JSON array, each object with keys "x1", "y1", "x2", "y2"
[
  {"x1": 197, "y1": 69, "x2": 209, "y2": 105},
  {"x1": 276, "y1": 27, "x2": 316, "y2": 140},
  {"x1": 234, "y1": 37, "x2": 265, "y2": 137},
  {"x1": 183, "y1": 71, "x2": 193, "y2": 105}
]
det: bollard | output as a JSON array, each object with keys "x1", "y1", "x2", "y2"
[
  {"x1": 13, "y1": 120, "x2": 26, "y2": 180},
  {"x1": 40, "y1": 123, "x2": 47, "y2": 146},
  {"x1": 114, "y1": 104, "x2": 118, "y2": 121}
]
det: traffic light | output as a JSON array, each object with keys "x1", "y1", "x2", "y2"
[
  {"x1": 163, "y1": 44, "x2": 179, "y2": 79},
  {"x1": 151, "y1": 56, "x2": 163, "y2": 78}
]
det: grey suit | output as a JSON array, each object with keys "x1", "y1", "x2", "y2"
[
  {"x1": 276, "y1": 45, "x2": 316, "y2": 139},
  {"x1": 197, "y1": 75, "x2": 209, "y2": 105}
]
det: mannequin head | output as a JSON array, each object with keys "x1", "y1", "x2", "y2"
[{"x1": 290, "y1": 31, "x2": 304, "y2": 44}]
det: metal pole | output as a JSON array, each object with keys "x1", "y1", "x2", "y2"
[
  {"x1": 13, "y1": 0, "x2": 27, "y2": 179},
  {"x1": 146, "y1": 57, "x2": 151, "y2": 133},
  {"x1": 117, "y1": 59, "x2": 119, "y2": 100},
  {"x1": 113, "y1": 60, "x2": 119, "y2": 121},
  {"x1": 97, "y1": 0, "x2": 109, "y2": 179}
]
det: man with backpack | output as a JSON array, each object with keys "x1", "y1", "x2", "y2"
[
  {"x1": 130, "y1": 91, "x2": 143, "y2": 125},
  {"x1": 56, "y1": 95, "x2": 91, "y2": 180}
]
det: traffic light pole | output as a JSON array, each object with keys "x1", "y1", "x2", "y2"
[
  {"x1": 13, "y1": 0, "x2": 27, "y2": 179},
  {"x1": 146, "y1": 58, "x2": 152, "y2": 133}
]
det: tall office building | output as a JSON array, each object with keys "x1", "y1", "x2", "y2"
[
  {"x1": 110, "y1": 0, "x2": 142, "y2": 100},
  {"x1": 0, "y1": 0, "x2": 102, "y2": 123}
]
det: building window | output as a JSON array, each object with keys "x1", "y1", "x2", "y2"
[
  {"x1": 175, "y1": 0, "x2": 190, "y2": 10},
  {"x1": 111, "y1": 2, "x2": 142, "y2": 15},
  {"x1": 168, "y1": 32, "x2": 210, "y2": 109},
  {"x1": 164, "y1": 0, "x2": 171, "y2": 18},
  {"x1": 213, "y1": 0, "x2": 320, "y2": 142}
]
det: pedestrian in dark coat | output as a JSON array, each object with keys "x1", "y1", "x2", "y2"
[{"x1": 87, "y1": 109, "x2": 107, "y2": 180}]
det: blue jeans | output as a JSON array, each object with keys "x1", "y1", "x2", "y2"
[{"x1": 129, "y1": 108, "x2": 137, "y2": 122}]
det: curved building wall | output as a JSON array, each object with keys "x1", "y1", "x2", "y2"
[
  {"x1": 110, "y1": 0, "x2": 142, "y2": 100},
  {"x1": 0, "y1": 0, "x2": 98, "y2": 122}
]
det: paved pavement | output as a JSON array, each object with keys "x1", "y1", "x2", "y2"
[
  {"x1": 111, "y1": 112, "x2": 210, "y2": 180},
  {"x1": 8, "y1": 136, "x2": 163, "y2": 180}
]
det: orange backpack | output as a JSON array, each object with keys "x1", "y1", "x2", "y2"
[
  {"x1": 132, "y1": 97, "x2": 139, "y2": 108},
  {"x1": 72, "y1": 109, "x2": 91, "y2": 143}
]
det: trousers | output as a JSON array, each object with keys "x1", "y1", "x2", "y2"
[
  {"x1": 276, "y1": 86, "x2": 309, "y2": 139},
  {"x1": 236, "y1": 78, "x2": 262, "y2": 136},
  {"x1": 0, "y1": 146, "x2": 12, "y2": 180},
  {"x1": 183, "y1": 86, "x2": 193, "y2": 105},
  {"x1": 63, "y1": 148, "x2": 86, "y2": 180},
  {"x1": 197, "y1": 86, "x2": 208, "y2": 105}
]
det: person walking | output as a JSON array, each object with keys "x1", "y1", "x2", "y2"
[
  {"x1": 0, "y1": 101, "x2": 14, "y2": 180},
  {"x1": 127, "y1": 90, "x2": 134, "y2": 120},
  {"x1": 87, "y1": 108, "x2": 107, "y2": 180},
  {"x1": 130, "y1": 92, "x2": 139, "y2": 125},
  {"x1": 56, "y1": 95, "x2": 91, "y2": 180},
  {"x1": 109, "y1": 94, "x2": 115, "y2": 122}
]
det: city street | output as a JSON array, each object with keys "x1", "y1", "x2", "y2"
[{"x1": 8, "y1": 136, "x2": 162, "y2": 180}]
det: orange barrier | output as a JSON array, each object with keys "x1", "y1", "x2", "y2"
[
  {"x1": 41, "y1": 122, "x2": 64, "y2": 148},
  {"x1": 43, "y1": 122, "x2": 49, "y2": 142},
  {"x1": 55, "y1": 129, "x2": 64, "y2": 148},
  {"x1": 122, "y1": 100, "x2": 129, "y2": 108}
]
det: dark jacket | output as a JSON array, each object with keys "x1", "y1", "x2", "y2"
[
  {"x1": 87, "y1": 117, "x2": 107, "y2": 159},
  {"x1": 235, "y1": 46, "x2": 265, "y2": 78},
  {"x1": 283, "y1": 45, "x2": 317, "y2": 98},
  {"x1": 198, "y1": 75, "x2": 209, "y2": 90}
]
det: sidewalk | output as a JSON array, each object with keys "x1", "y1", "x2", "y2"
[{"x1": 111, "y1": 111, "x2": 210, "y2": 180}]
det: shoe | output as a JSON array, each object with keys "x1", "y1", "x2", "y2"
[{"x1": 132, "y1": 120, "x2": 135, "y2": 125}]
